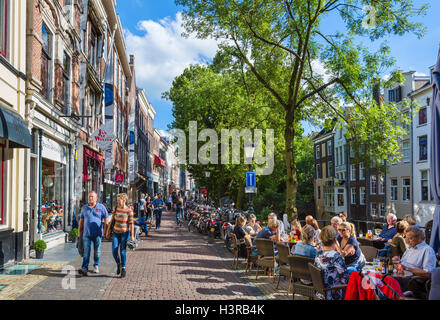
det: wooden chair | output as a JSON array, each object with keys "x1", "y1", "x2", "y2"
[
  {"x1": 275, "y1": 243, "x2": 292, "y2": 293},
  {"x1": 360, "y1": 245, "x2": 378, "y2": 262},
  {"x1": 255, "y1": 239, "x2": 277, "y2": 280},
  {"x1": 290, "y1": 255, "x2": 315, "y2": 300},
  {"x1": 308, "y1": 263, "x2": 348, "y2": 300}
]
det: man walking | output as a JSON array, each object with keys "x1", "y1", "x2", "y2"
[
  {"x1": 151, "y1": 194, "x2": 166, "y2": 230},
  {"x1": 138, "y1": 193, "x2": 146, "y2": 217},
  {"x1": 78, "y1": 191, "x2": 109, "y2": 276}
]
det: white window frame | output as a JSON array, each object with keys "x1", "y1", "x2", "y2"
[
  {"x1": 359, "y1": 162, "x2": 365, "y2": 180},
  {"x1": 371, "y1": 175, "x2": 377, "y2": 194},
  {"x1": 391, "y1": 178, "x2": 398, "y2": 202},
  {"x1": 350, "y1": 164, "x2": 356, "y2": 181},
  {"x1": 371, "y1": 203, "x2": 377, "y2": 217},
  {"x1": 351, "y1": 188, "x2": 357, "y2": 205},
  {"x1": 402, "y1": 140, "x2": 410, "y2": 163},
  {"x1": 421, "y1": 170, "x2": 430, "y2": 201},
  {"x1": 403, "y1": 178, "x2": 411, "y2": 202},
  {"x1": 378, "y1": 175, "x2": 384, "y2": 195},
  {"x1": 360, "y1": 187, "x2": 366, "y2": 205},
  {"x1": 316, "y1": 145, "x2": 321, "y2": 159},
  {"x1": 379, "y1": 203, "x2": 386, "y2": 217}
]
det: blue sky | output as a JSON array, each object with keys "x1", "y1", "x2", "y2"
[{"x1": 116, "y1": 0, "x2": 440, "y2": 135}]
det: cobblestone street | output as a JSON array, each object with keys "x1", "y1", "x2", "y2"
[{"x1": 3, "y1": 210, "x2": 300, "y2": 300}]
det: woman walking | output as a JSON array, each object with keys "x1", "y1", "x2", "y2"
[{"x1": 106, "y1": 193, "x2": 135, "y2": 278}]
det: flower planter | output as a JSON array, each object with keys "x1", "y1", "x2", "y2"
[{"x1": 36, "y1": 251, "x2": 44, "y2": 259}]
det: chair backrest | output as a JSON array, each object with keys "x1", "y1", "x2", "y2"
[
  {"x1": 255, "y1": 238, "x2": 275, "y2": 257},
  {"x1": 360, "y1": 245, "x2": 378, "y2": 262},
  {"x1": 308, "y1": 262, "x2": 326, "y2": 297},
  {"x1": 231, "y1": 233, "x2": 238, "y2": 248},
  {"x1": 277, "y1": 243, "x2": 290, "y2": 265},
  {"x1": 288, "y1": 255, "x2": 314, "y2": 281}
]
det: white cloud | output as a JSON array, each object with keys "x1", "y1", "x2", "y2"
[
  {"x1": 125, "y1": 12, "x2": 219, "y2": 101},
  {"x1": 311, "y1": 59, "x2": 333, "y2": 83}
]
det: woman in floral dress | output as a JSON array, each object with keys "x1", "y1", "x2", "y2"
[{"x1": 314, "y1": 226, "x2": 349, "y2": 300}]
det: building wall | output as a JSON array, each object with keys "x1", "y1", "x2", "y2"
[
  {"x1": 0, "y1": 0, "x2": 27, "y2": 266},
  {"x1": 411, "y1": 80, "x2": 435, "y2": 228}
]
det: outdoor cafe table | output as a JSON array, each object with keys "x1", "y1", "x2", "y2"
[{"x1": 357, "y1": 237, "x2": 386, "y2": 249}]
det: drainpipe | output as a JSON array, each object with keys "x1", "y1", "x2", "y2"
[
  {"x1": 67, "y1": 143, "x2": 72, "y2": 228},
  {"x1": 410, "y1": 98, "x2": 415, "y2": 215}
]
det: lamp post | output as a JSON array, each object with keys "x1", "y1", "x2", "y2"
[
  {"x1": 244, "y1": 142, "x2": 256, "y2": 214},
  {"x1": 205, "y1": 169, "x2": 211, "y2": 205}
]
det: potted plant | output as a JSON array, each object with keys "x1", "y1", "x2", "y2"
[
  {"x1": 69, "y1": 228, "x2": 79, "y2": 243},
  {"x1": 33, "y1": 240, "x2": 47, "y2": 259}
]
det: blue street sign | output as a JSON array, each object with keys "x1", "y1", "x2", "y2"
[{"x1": 246, "y1": 171, "x2": 256, "y2": 188}]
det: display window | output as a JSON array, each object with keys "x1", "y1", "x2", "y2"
[{"x1": 41, "y1": 158, "x2": 65, "y2": 234}]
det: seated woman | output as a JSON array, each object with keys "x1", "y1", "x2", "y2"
[
  {"x1": 290, "y1": 219, "x2": 302, "y2": 241},
  {"x1": 390, "y1": 220, "x2": 409, "y2": 258},
  {"x1": 311, "y1": 219, "x2": 321, "y2": 245},
  {"x1": 314, "y1": 226, "x2": 349, "y2": 300},
  {"x1": 335, "y1": 222, "x2": 366, "y2": 271},
  {"x1": 246, "y1": 214, "x2": 262, "y2": 236},
  {"x1": 291, "y1": 225, "x2": 317, "y2": 258},
  {"x1": 234, "y1": 216, "x2": 249, "y2": 258}
]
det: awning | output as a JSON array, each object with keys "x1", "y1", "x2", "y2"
[
  {"x1": 0, "y1": 103, "x2": 32, "y2": 148},
  {"x1": 154, "y1": 155, "x2": 166, "y2": 167}
]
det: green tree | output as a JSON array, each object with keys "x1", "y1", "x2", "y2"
[{"x1": 176, "y1": 0, "x2": 428, "y2": 219}]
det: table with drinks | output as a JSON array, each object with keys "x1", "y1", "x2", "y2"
[{"x1": 357, "y1": 230, "x2": 387, "y2": 249}]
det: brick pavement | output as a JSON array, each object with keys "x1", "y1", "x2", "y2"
[{"x1": 102, "y1": 211, "x2": 264, "y2": 300}]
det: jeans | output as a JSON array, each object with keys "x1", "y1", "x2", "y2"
[
  {"x1": 81, "y1": 236, "x2": 102, "y2": 270},
  {"x1": 155, "y1": 209, "x2": 162, "y2": 228},
  {"x1": 112, "y1": 231, "x2": 130, "y2": 268},
  {"x1": 176, "y1": 205, "x2": 184, "y2": 224}
]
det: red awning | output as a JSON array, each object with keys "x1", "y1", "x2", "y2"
[{"x1": 154, "y1": 155, "x2": 166, "y2": 167}]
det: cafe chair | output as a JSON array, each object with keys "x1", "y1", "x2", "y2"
[
  {"x1": 245, "y1": 238, "x2": 258, "y2": 275},
  {"x1": 290, "y1": 255, "x2": 315, "y2": 300},
  {"x1": 275, "y1": 243, "x2": 291, "y2": 291},
  {"x1": 360, "y1": 246, "x2": 378, "y2": 262},
  {"x1": 255, "y1": 239, "x2": 278, "y2": 280},
  {"x1": 403, "y1": 276, "x2": 432, "y2": 300},
  {"x1": 231, "y1": 233, "x2": 241, "y2": 269},
  {"x1": 308, "y1": 263, "x2": 348, "y2": 300},
  {"x1": 357, "y1": 237, "x2": 374, "y2": 247}
]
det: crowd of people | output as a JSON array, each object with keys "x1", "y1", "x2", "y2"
[
  {"x1": 77, "y1": 190, "x2": 188, "y2": 279},
  {"x1": 232, "y1": 210, "x2": 439, "y2": 300}
]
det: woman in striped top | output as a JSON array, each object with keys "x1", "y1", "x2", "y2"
[{"x1": 107, "y1": 193, "x2": 134, "y2": 278}]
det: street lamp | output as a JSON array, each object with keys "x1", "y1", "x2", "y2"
[
  {"x1": 244, "y1": 142, "x2": 256, "y2": 213},
  {"x1": 205, "y1": 169, "x2": 211, "y2": 205}
]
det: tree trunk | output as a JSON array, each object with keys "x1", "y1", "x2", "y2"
[
  {"x1": 236, "y1": 178, "x2": 245, "y2": 210},
  {"x1": 285, "y1": 111, "x2": 298, "y2": 220}
]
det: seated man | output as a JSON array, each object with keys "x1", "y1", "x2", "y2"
[
  {"x1": 134, "y1": 216, "x2": 149, "y2": 237},
  {"x1": 252, "y1": 219, "x2": 280, "y2": 255},
  {"x1": 392, "y1": 226, "x2": 437, "y2": 297},
  {"x1": 268, "y1": 213, "x2": 286, "y2": 237}
]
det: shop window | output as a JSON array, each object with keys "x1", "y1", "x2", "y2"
[
  {"x1": 41, "y1": 159, "x2": 65, "y2": 234},
  {"x1": 41, "y1": 23, "x2": 52, "y2": 101},
  {"x1": 0, "y1": 0, "x2": 8, "y2": 58}
]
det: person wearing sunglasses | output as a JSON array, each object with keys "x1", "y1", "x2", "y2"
[{"x1": 335, "y1": 222, "x2": 365, "y2": 272}]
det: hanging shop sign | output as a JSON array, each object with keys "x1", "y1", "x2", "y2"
[
  {"x1": 91, "y1": 122, "x2": 116, "y2": 150},
  {"x1": 115, "y1": 173, "x2": 124, "y2": 183},
  {"x1": 42, "y1": 136, "x2": 67, "y2": 164}
]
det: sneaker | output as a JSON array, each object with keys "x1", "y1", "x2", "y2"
[
  {"x1": 78, "y1": 268, "x2": 88, "y2": 276},
  {"x1": 121, "y1": 268, "x2": 126, "y2": 278},
  {"x1": 93, "y1": 265, "x2": 99, "y2": 274},
  {"x1": 116, "y1": 264, "x2": 121, "y2": 275}
]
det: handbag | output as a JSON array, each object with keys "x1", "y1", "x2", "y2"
[
  {"x1": 109, "y1": 206, "x2": 117, "y2": 235},
  {"x1": 76, "y1": 236, "x2": 84, "y2": 257}
]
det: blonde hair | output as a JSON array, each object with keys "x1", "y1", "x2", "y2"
[
  {"x1": 320, "y1": 225, "x2": 337, "y2": 246},
  {"x1": 302, "y1": 225, "x2": 315, "y2": 244},
  {"x1": 235, "y1": 216, "x2": 246, "y2": 227},
  {"x1": 396, "y1": 220, "x2": 409, "y2": 233},
  {"x1": 117, "y1": 193, "x2": 128, "y2": 201},
  {"x1": 311, "y1": 219, "x2": 320, "y2": 231},
  {"x1": 290, "y1": 219, "x2": 302, "y2": 231},
  {"x1": 403, "y1": 215, "x2": 417, "y2": 226},
  {"x1": 268, "y1": 219, "x2": 280, "y2": 230},
  {"x1": 339, "y1": 222, "x2": 356, "y2": 237}
]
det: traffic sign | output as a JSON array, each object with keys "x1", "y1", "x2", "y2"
[
  {"x1": 245, "y1": 187, "x2": 257, "y2": 194},
  {"x1": 246, "y1": 171, "x2": 256, "y2": 188}
]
